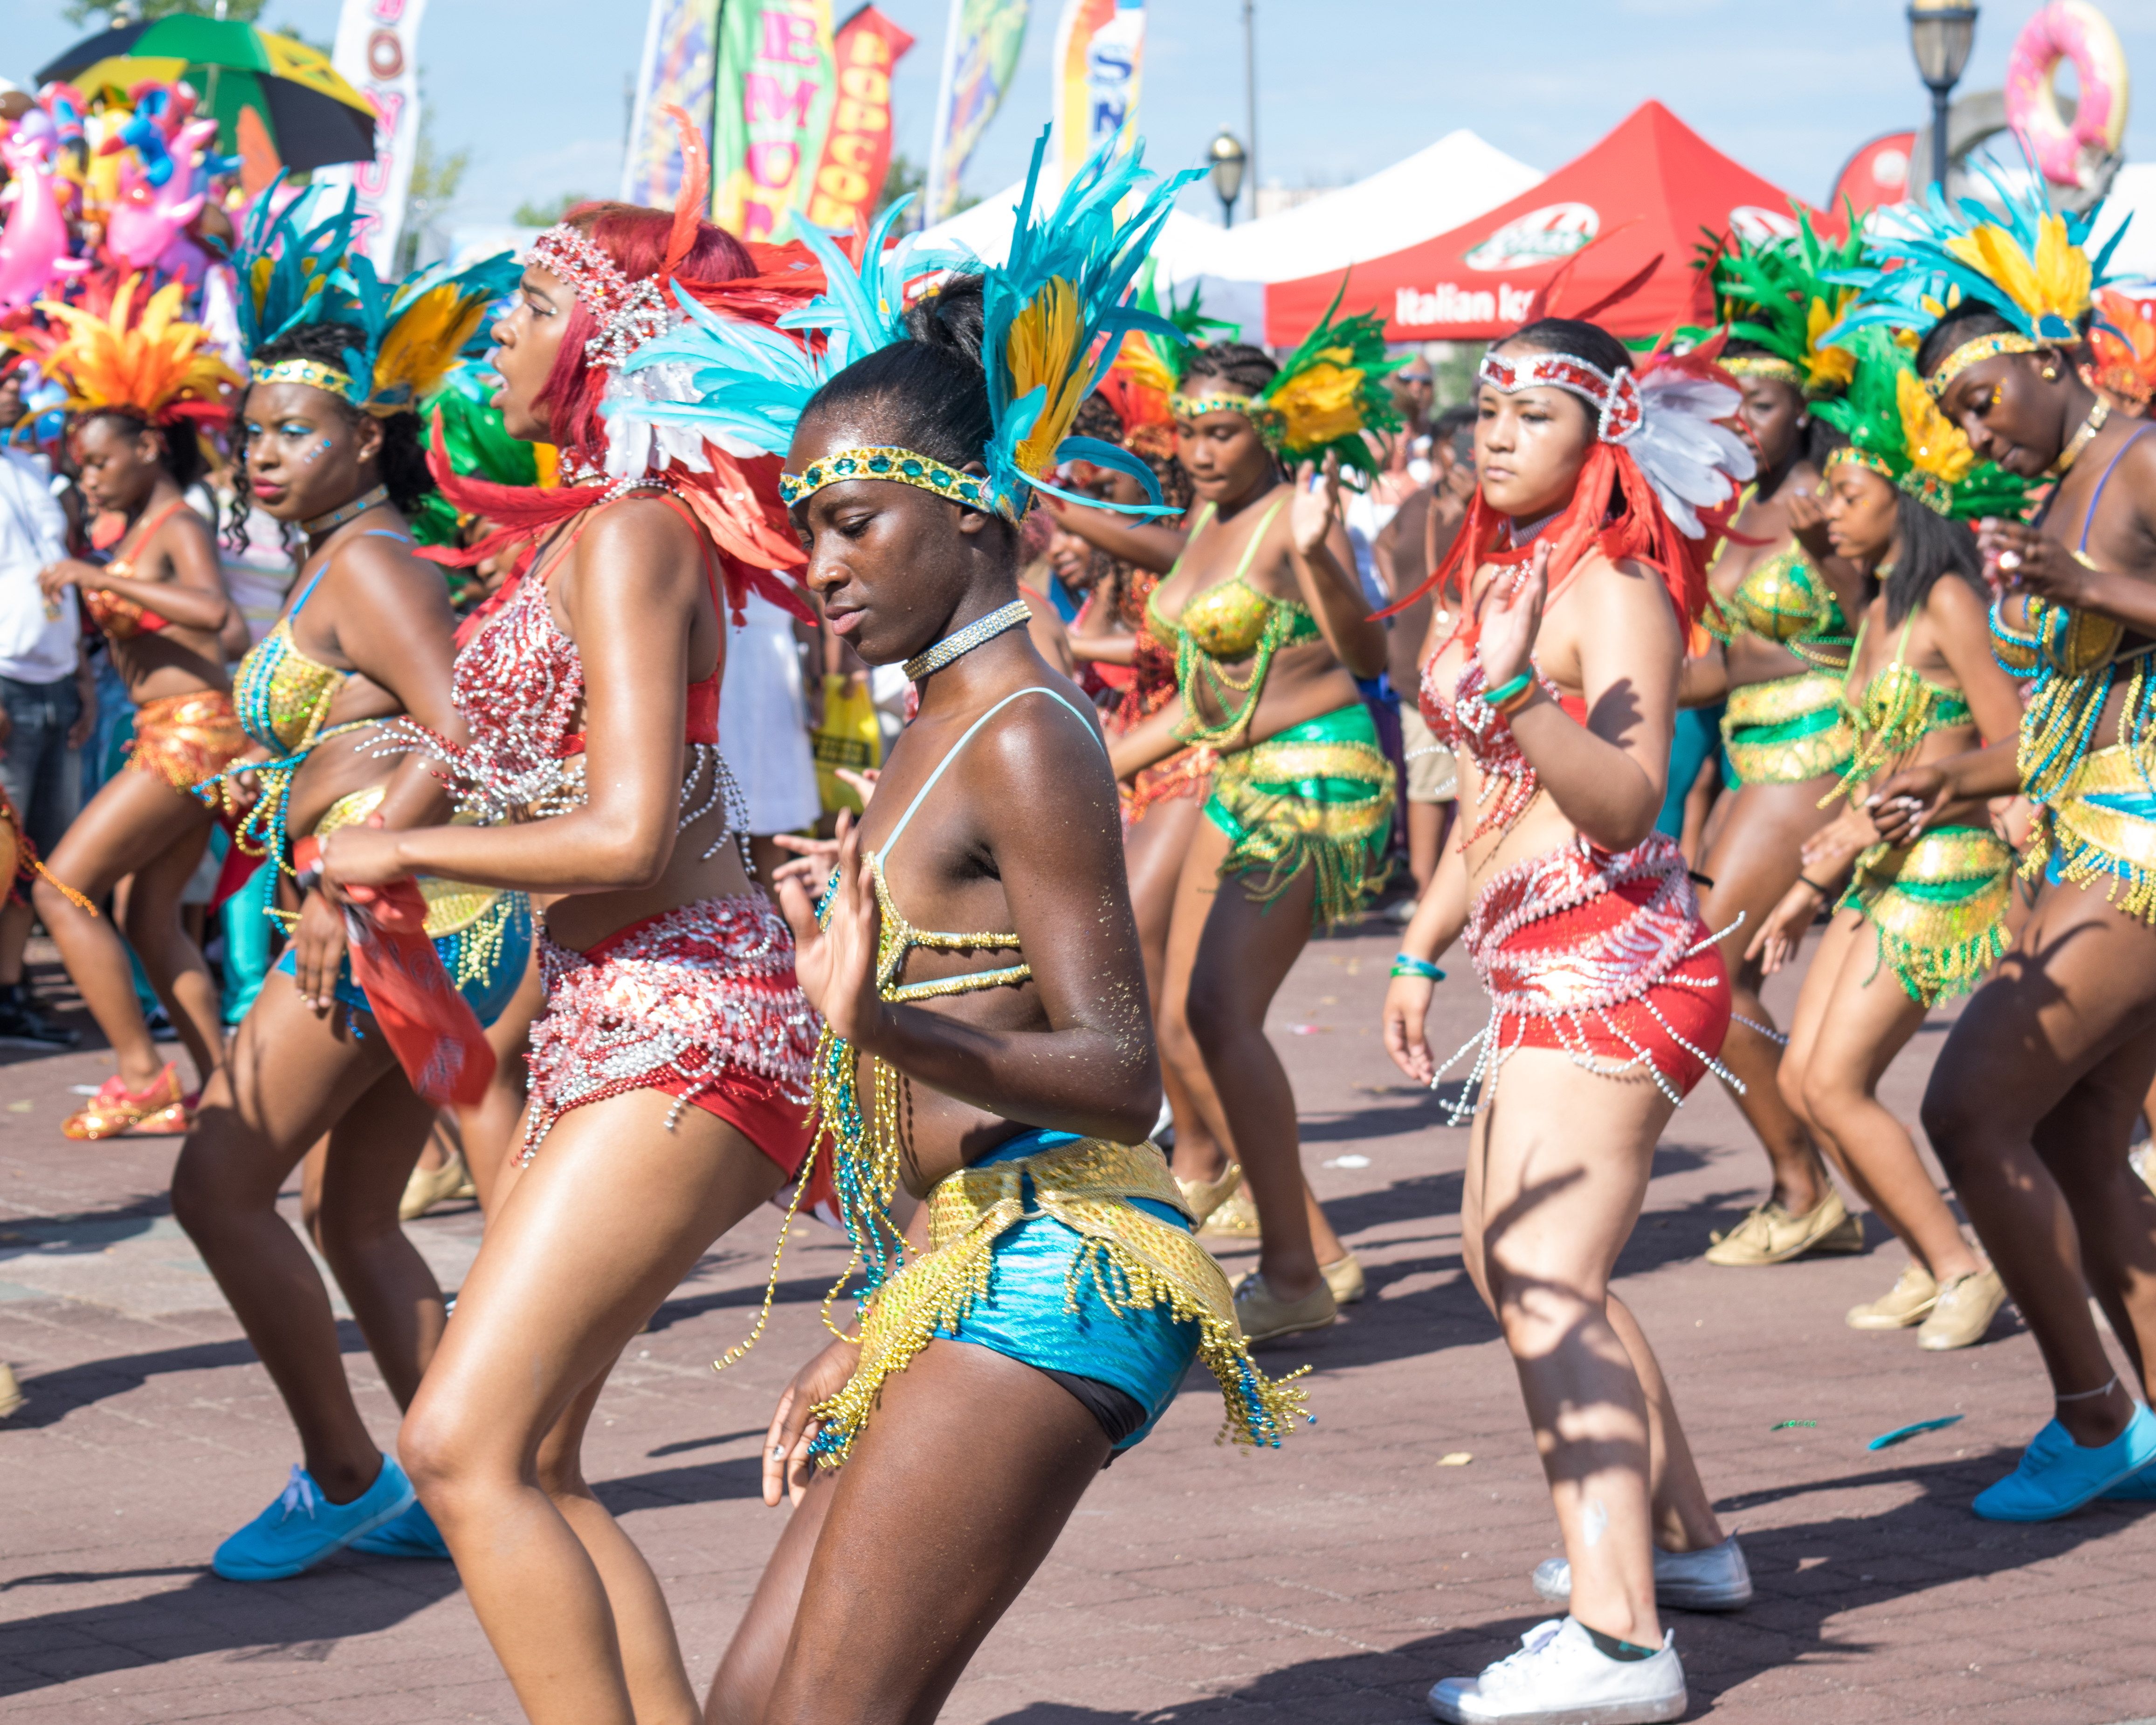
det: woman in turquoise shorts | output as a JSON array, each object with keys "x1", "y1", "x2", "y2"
[{"x1": 1109, "y1": 319, "x2": 1399, "y2": 1343}]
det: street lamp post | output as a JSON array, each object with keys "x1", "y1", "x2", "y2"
[
  {"x1": 1209, "y1": 129, "x2": 1247, "y2": 229},
  {"x1": 1908, "y1": 0, "x2": 1979, "y2": 195}
]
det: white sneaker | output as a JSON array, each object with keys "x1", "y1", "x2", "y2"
[
  {"x1": 1428, "y1": 1617, "x2": 1686, "y2": 1724},
  {"x1": 1531, "y1": 1534, "x2": 1751, "y2": 1612}
]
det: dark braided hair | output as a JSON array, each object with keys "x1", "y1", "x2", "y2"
[
  {"x1": 1182, "y1": 341, "x2": 1278, "y2": 398},
  {"x1": 226, "y1": 322, "x2": 434, "y2": 553}
]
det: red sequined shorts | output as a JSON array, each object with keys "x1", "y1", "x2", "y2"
[
  {"x1": 524, "y1": 894, "x2": 820, "y2": 1175},
  {"x1": 1440, "y1": 835, "x2": 1732, "y2": 1112}
]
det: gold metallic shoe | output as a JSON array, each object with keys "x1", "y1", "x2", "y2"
[
  {"x1": 1846, "y1": 1262, "x2": 1938, "y2": 1330},
  {"x1": 1704, "y1": 1188, "x2": 1858, "y2": 1267},
  {"x1": 1174, "y1": 1160, "x2": 1244, "y2": 1231},
  {"x1": 1199, "y1": 1180, "x2": 1261, "y2": 1239},
  {"x1": 1232, "y1": 1272, "x2": 1336, "y2": 1345},
  {"x1": 0, "y1": 1362, "x2": 21, "y2": 1420},
  {"x1": 399, "y1": 1148, "x2": 477, "y2": 1222},
  {"x1": 1917, "y1": 1266, "x2": 2007, "y2": 1351},
  {"x1": 1321, "y1": 1250, "x2": 1366, "y2": 1306},
  {"x1": 62, "y1": 1063, "x2": 186, "y2": 1141}
]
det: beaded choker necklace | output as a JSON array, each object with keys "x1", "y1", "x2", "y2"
[
  {"x1": 902, "y1": 599, "x2": 1033, "y2": 681},
  {"x1": 2050, "y1": 398, "x2": 2111, "y2": 479},
  {"x1": 303, "y1": 484, "x2": 389, "y2": 539}
]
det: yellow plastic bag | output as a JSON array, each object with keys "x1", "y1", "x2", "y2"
[{"x1": 813, "y1": 673, "x2": 882, "y2": 814}]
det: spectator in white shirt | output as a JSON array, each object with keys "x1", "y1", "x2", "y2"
[{"x1": 0, "y1": 366, "x2": 89, "y2": 1047}]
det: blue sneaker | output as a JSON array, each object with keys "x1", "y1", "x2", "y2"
[
  {"x1": 2101, "y1": 1457, "x2": 2156, "y2": 1500},
  {"x1": 213, "y1": 1456, "x2": 416, "y2": 1580},
  {"x1": 349, "y1": 1496, "x2": 451, "y2": 1559},
  {"x1": 1973, "y1": 1404, "x2": 2156, "y2": 1522}
]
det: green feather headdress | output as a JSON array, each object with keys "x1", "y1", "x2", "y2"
[
  {"x1": 1813, "y1": 327, "x2": 2026, "y2": 518},
  {"x1": 1710, "y1": 209, "x2": 1867, "y2": 397}
]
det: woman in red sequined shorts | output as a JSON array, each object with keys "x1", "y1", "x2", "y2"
[
  {"x1": 1381, "y1": 318, "x2": 1756, "y2": 1720},
  {"x1": 320, "y1": 174, "x2": 824, "y2": 1724}
]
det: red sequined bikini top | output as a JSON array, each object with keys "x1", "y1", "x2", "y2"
[
  {"x1": 1421, "y1": 653, "x2": 1591, "y2": 846},
  {"x1": 456, "y1": 492, "x2": 722, "y2": 762}
]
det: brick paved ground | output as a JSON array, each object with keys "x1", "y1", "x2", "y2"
[{"x1": 4, "y1": 920, "x2": 2156, "y2": 1724}]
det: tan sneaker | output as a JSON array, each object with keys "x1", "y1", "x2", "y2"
[
  {"x1": 1200, "y1": 1180, "x2": 1260, "y2": 1238},
  {"x1": 399, "y1": 1148, "x2": 476, "y2": 1221},
  {"x1": 1846, "y1": 1262, "x2": 1938, "y2": 1329},
  {"x1": 1174, "y1": 1160, "x2": 1243, "y2": 1230},
  {"x1": 1704, "y1": 1188, "x2": 1859, "y2": 1267},
  {"x1": 1321, "y1": 1250, "x2": 1366, "y2": 1305},
  {"x1": 1232, "y1": 1272, "x2": 1336, "y2": 1345},
  {"x1": 0, "y1": 1362, "x2": 21, "y2": 1420},
  {"x1": 1918, "y1": 1266, "x2": 2008, "y2": 1351}
]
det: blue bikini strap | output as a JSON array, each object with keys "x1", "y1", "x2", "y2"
[
  {"x1": 284, "y1": 529, "x2": 414, "y2": 618},
  {"x1": 882, "y1": 686, "x2": 1104, "y2": 859},
  {"x1": 2078, "y1": 423, "x2": 2156, "y2": 551}
]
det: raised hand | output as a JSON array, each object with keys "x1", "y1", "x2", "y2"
[
  {"x1": 1477, "y1": 539, "x2": 1550, "y2": 688},
  {"x1": 1289, "y1": 454, "x2": 1343, "y2": 558}
]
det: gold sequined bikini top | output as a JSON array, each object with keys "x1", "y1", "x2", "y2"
[
  {"x1": 862, "y1": 686, "x2": 1106, "y2": 1003},
  {"x1": 1709, "y1": 539, "x2": 1848, "y2": 650},
  {"x1": 1145, "y1": 499, "x2": 1318, "y2": 661},
  {"x1": 1825, "y1": 607, "x2": 1974, "y2": 805},
  {"x1": 228, "y1": 541, "x2": 400, "y2": 754}
]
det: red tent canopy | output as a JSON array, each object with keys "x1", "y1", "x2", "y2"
[{"x1": 1265, "y1": 101, "x2": 1830, "y2": 346}]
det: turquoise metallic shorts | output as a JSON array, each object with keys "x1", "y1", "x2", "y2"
[
  {"x1": 935, "y1": 1129, "x2": 1202, "y2": 1451},
  {"x1": 276, "y1": 890, "x2": 534, "y2": 1030}
]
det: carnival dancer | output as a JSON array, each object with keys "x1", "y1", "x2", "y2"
[
  {"x1": 1384, "y1": 319, "x2": 1756, "y2": 1723},
  {"x1": 1106, "y1": 310, "x2": 1401, "y2": 1339},
  {"x1": 1682, "y1": 218, "x2": 1875, "y2": 1267},
  {"x1": 167, "y1": 191, "x2": 529, "y2": 1580},
  {"x1": 599, "y1": 134, "x2": 1306, "y2": 1725},
  {"x1": 10, "y1": 277, "x2": 243, "y2": 1134},
  {"x1": 316, "y1": 152, "x2": 827, "y2": 1718},
  {"x1": 1749, "y1": 327, "x2": 2025, "y2": 1350},
  {"x1": 1839, "y1": 155, "x2": 2156, "y2": 1517}
]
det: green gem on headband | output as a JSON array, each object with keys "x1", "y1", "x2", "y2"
[{"x1": 780, "y1": 446, "x2": 1015, "y2": 520}]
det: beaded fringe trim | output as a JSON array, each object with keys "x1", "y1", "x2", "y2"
[
  {"x1": 1841, "y1": 830, "x2": 2012, "y2": 1007},
  {"x1": 801, "y1": 1137, "x2": 1312, "y2": 1468}
]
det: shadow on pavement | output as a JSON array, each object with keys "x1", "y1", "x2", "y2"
[
  {"x1": 0, "y1": 1555, "x2": 467, "y2": 1698},
  {"x1": 1, "y1": 1322, "x2": 375, "y2": 1429}
]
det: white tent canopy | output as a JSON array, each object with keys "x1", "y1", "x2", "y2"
[
  {"x1": 918, "y1": 130, "x2": 1545, "y2": 341},
  {"x1": 2090, "y1": 163, "x2": 2156, "y2": 284}
]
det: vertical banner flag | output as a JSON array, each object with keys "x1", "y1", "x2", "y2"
[
  {"x1": 620, "y1": 0, "x2": 723, "y2": 207},
  {"x1": 1050, "y1": 0, "x2": 1142, "y2": 190},
  {"x1": 803, "y1": 7, "x2": 916, "y2": 230},
  {"x1": 712, "y1": 0, "x2": 838, "y2": 243},
  {"x1": 925, "y1": 0, "x2": 1030, "y2": 224},
  {"x1": 317, "y1": 0, "x2": 428, "y2": 262}
]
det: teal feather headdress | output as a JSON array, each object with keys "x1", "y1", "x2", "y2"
[
  {"x1": 235, "y1": 179, "x2": 520, "y2": 417},
  {"x1": 610, "y1": 128, "x2": 1198, "y2": 522},
  {"x1": 1824, "y1": 142, "x2": 2128, "y2": 396}
]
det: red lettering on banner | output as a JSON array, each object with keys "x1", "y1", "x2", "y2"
[
  {"x1": 369, "y1": 90, "x2": 406, "y2": 133},
  {"x1": 357, "y1": 157, "x2": 391, "y2": 196},
  {"x1": 745, "y1": 73, "x2": 815, "y2": 131},
  {"x1": 759, "y1": 10, "x2": 820, "y2": 66},
  {"x1": 744, "y1": 200, "x2": 781, "y2": 240}
]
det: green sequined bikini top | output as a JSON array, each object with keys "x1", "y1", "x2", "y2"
[
  {"x1": 1147, "y1": 497, "x2": 1321, "y2": 746},
  {"x1": 1824, "y1": 606, "x2": 1973, "y2": 805},
  {"x1": 1705, "y1": 490, "x2": 1849, "y2": 667}
]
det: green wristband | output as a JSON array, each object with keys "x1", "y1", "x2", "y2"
[
  {"x1": 1391, "y1": 953, "x2": 1445, "y2": 981},
  {"x1": 1482, "y1": 671, "x2": 1533, "y2": 707}
]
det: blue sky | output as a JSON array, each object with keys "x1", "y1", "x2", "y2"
[{"x1": 7, "y1": 0, "x2": 2156, "y2": 226}]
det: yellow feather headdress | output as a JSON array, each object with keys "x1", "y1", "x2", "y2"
[{"x1": 9, "y1": 275, "x2": 239, "y2": 432}]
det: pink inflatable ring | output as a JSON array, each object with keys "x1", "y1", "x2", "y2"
[{"x1": 2006, "y1": 0, "x2": 2130, "y2": 187}]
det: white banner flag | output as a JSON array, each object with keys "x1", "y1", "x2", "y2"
[{"x1": 315, "y1": 0, "x2": 429, "y2": 264}]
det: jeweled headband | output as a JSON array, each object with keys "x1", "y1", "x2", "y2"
[
  {"x1": 524, "y1": 223, "x2": 671, "y2": 373},
  {"x1": 249, "y1": 357, "x2": 355, "y2": 399},
  {"x1": 1720, "y1": 353, "x2": 1804, "y2": 387},
  {"x1": 1824, "y1": 445, "x2": 1955, "y2": 517},
  {"x1": 1478, "y1": 349, "x2": 1643, "y2": 443},
  {"x1": 780, "y1": 446, "x2": 1007, "y2": 520},
  {"x1": 1926, "y1": 331, "x2": 2045, "y2": 398}
]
